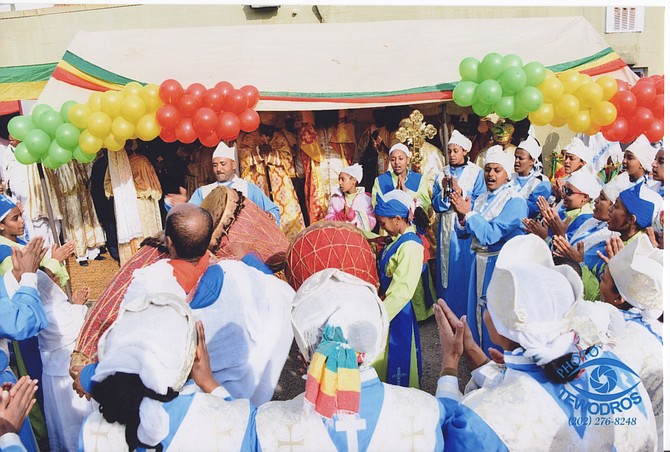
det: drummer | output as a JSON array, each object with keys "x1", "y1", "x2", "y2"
[{"x1": 164, "y1": 141, "x2": 280, "y2": 225}]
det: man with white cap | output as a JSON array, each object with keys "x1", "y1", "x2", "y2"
[
  {"x1": 435, "y1": 234, "x2": 657, "y2": 451},
  {"x1": 551, "y1": 137, "x2": 595, "y2": 214},
  {"x1": 79, "y1": 294, "x2": 256, "y2": 451},
  {"x1": 371, "y1": 143, "x2": 431, "y2": 211},
  {"x1": 255, "y1": 268, "x2": 497, "y2": 450},
  {"x1": 475, "y1": 121, "x2": 516, "y2": 170},
  {"x1": 431, "y1": 130, "x2": 485, "y2": 319},
  {"x1": 164, "y1": 141, "x2": 280, "y2": 226},
  {"x1": 599, "y1": 234, "x2": 663, "y2": 450},
  {"x1": 511, "y1": 136, "x2": 551, "y2": 219},
  {"x1": 449, "y1": 146, "x2": 527, "y2": 354},
  {"x1": 325, "y1": 163, "x2": 376, "y2": 232},
  {"x1": 622, "y1": 134, "x2": 656, "y2": 186}
]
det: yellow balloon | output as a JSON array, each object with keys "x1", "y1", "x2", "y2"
[
  {"x1": 100, "y1": 90, "x2": 124, "y2": 118},
  {"x1": 68, "y1": 104, "x2": 91, "y2": 129},
  {"x1": 538, "y1": 77, "x2": 564, "y2": 103},
  {"x1": 141, "y1": 84, "x2": 163, "y2": 113},
  {"x1": 87, "y1": 112, "x2": 112, "y2": 139},
  {"x1": 528, "y1": 103, "x2": 554, "y2": 126},
  {"x1": 87, "y1": 92, "x2": 103, "y2": 112},
  {"x1": 122, "y1": 81, "x2": 143, "y2": 97},
  {"x1": 103, "y1": 133, "x2": 125, "y2": 152},
  {"x1": 558, "y1": 70, "x2": 581, "y2": 94},
  {"x1": 111, "y1": 116, "x2": 135, "y2": 141},
  {"x1": 555, "y1": 94, "x2": 580, "y2": 118},
  {"x1": 596, "y1": 76, "x2": 618, "y2": 101},
  {"x1": 567, "y1": 110, "x2": 591, "y2": 133},
  {"x1": 121, "y1": 95, "x2": 147, "y2": 123},
  {"x1": 585, "y1": 124, "x2": 602, "y2": 136},
  {"x1": 576, "y1": 82, "x2": 604, "y2": 108},
  {"x1": 590, "y1": 101, "x2": 617, "y2": 126},
  {"x1": 550, "y1": 114, "x2": 567, "y2": 128},
  {"x1": 79, "y1": 129, "x2": 103, "y2": 154},
  {"x1": 576, "y1": 73, "x2": 591, "y2": 87},
  {"x1": 135, "y1": 114, "x2": 161, "y2": 141},
  {"x1": 545, "y1": 68, "x2": 555, "y2": 78}
]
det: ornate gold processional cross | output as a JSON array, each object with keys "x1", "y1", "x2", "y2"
[{"x1": 395, "y1": 109, "x2": 437, "y2": 170}]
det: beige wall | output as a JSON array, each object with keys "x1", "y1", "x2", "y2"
[{"x1": 0, "y1": 4, "x2": 664, "y2": 74}]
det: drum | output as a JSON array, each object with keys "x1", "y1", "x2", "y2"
[{"x1": 286, "y1": 221, "x2": 378, "y2": 291}]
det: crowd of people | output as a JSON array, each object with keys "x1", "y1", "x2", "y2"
[{"x1": 0, "y1": 106, "x2": 665, "y2": 451}]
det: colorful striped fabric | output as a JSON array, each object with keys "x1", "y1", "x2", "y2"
[{"x1": 304, "y1": 325, "x2": 361, "y2": 419}]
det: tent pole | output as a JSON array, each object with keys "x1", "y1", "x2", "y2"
[{"x1": 36, "y1": 162, "x2": 73, "y2": 300}]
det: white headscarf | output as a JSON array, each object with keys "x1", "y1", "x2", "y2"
[
  {"x1": 517, "y1": 137, "x2": 542, "y2": 161},
  {"x1": 341, "y1": 163, "x2": 363, "y2": 184},
  {"x1": 448, "y1": 130, "x2": 472, "y2": 152},
  {"x1": 212, "y1": 141, "x2": 236, "y2": 160},
  {"x1": 389, "y1": 143, "x2": 411, "y2": 158},
  {"x1": 484, "y1": 145, "x2": 515, "y2": 180},
  {"x1": 487, "y1": 235, "x2": 624, "y2": 365},
  {"x1": 625, "y1": 134, "x2": 656, "y2": 172},
  {"x1": 608, "y1": 234, "x2": 663, "y2": 321},
  {"x1": 566, "y1": 168, "x2": 602, "y2": 199},
  {"x1": 602, "y1": 173, "x2": 633, "y2": 202},
  {"x1": 291, "y1": 269, "x2": 388, "y2": 368},
  {"x1": 564, "y1": 137, "x2": 593, "y2": 165}
]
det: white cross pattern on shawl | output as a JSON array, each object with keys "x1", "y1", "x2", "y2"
[{"x1": 335, "y1": 414, "x2": 367, "y2": 452}]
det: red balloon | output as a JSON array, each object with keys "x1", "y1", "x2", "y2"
[
  {"x1": 175, "y1": 118, "x2": 198, "y2": 144},
  {"x1": 601, "y1": 117, "x2": 629, "y2": 142},
  {"x1": 655, "y1": 77, "x2": 664, "y2": 95},
  {"x1": 199, "y1": 130, "x2": 220, "y2": 148},
  {"x1": 240, "y1": 85, "x2": 260, "y2": 109},
  {"x1": 615, "y1": 79, "x2": 630, "y2": 92},
  {"x1": 238, "y1": 109, "x2": 260, "y2": 133},
  {"x1": 631, "y1": 82, "x2": 656, "y2": 107},
  {"x1": 611, "y1": 90, "x2": 637, "y2": 116},
  {"x1": 645, "y1": 119, "x2": 664, "y2": 143},
  {"x1": 224, "y1": 89, "x2": 248, "y2": 114},
  {"x1": 215, "y1": 81, "x2": 234, "y2": 98},
  {"x1": 192, "y1": 107, "x2": 218, "y2": 134},
  {"x1": 216, "y1": 112, "x2": 241, "y2": 141},
  {"x1": 621, "y1": 130, "x2": 640, "y2": 144},
  {"x1": 186, "y1": 83, "x2": 207, "y2": 103},
  {"x1": 159, "y1": 128, "x2": 177, "y2": 143},
  {"x1": 203, "y1": 88, "x2": 226, "y2": 112},
  {"x1": 159, "y1": 79, "x2": 184, "y2": 105},
  {"x1": 155, "y1": 105, "x2": 181, "y2": 129},
  {"x1": 650, "y1": 74, "x2": 662, "y2": 81},
  {"x1": 637, "y1": 76, "x2": 656, "y2": 85},
  {"x1": 629, "y1": 107, "x2": 654, "y2": 132},
  {"x1": 650, "y1": 94, "x2": 664, "y2": 119},
  {"x1": 178, "y1": 95, "x2": 199, "y2": 117}
]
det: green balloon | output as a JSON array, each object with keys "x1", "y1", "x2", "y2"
[
  {"x1": 458, "y1": 57, "x2": 480, "y2": 83},
  {"x1": 23, "y1": 129, "x2": 51, "y2": 157},
  {"x1": 55, "y1": 123, "x2": 81, "y2": 150},
  {"x1": 494, "y1": 96, "x2": 515, "y2": 118},
  {"x1": 48, "y1": 141, "x2": 73, "y2": 165},
  {"x1": 476, "y1": 79, "x2": 503, "y2": 105},
  {"x1": 40, "y1": 156, "x2": 61, "y2": 170},
  {"x1": 516, "y1": 86, "x2": 544, "y2": 112},
  {"x1": 31, "y1": 104, "x2": 53, "y2": 125},
  {"x1": 37, "y1": 110, "x2": 64, "y2": 138},
  {"x1": 523, "y1": 62, "x2": 547, "y2": 87},
  {"x1": 73, "y1": 146, "x2": 96, "y2": 164},
  {"x1": 452, "y1": 81, "x2": 478, "y2": 107},
  {"x1": 498, "y1": 67, "x2": 528, "y2": 94},
  {"x1": 13, "y1": 143, "x2": 38, "y2": 165},
  {"x1": 502, "y1": 54, "x2": 523, "y2": 70},
  {"x1": 60, "y1": 100, "x2": 78, "y2": 123},
  {"x1": 478, "y1": 52, "x2": 504, "y2": 81},
  {"x1": 7, "y1": 116, "x2": 36, "y2": 141},
  {"x1": 509, "y1": 102, "x2": 529, "y2": 122},
  {"x1": 472, "y1": 100, "x2": 493, "y2": 117}
]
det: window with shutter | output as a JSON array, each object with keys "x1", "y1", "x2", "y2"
[{"x1": 606, "y1": 6, "x2": 645, "y2": 33}]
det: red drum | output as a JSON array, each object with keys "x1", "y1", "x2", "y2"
[{"x1": 286, "y1": 221, "x2": 378, "y2": 291}]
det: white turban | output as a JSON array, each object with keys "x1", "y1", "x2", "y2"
[
  {"x1": 608, "y1": 234, "x2": 663, "y2": 321},
  {"x1": 448, "y1": 130, "x2": 472, "y2": 152},
  {"x1": 389, "y1": 143, "x2": 411, "y2": 158},
  {"x1": 212, "y1": 141, "x2": 236, "y2": 161},
  {"x1": 487, "y1": 235, "x2": 624, "y2": 365},
  {"x1": 484, "y1": 145, "x2": 515, "y2": 180},
  {"x1": 291, "y1": 269, "x2": 388, "y2": 369},
  {"x1": 563, "y1": 137, "x2": 593, "y2": 165},
  {"x1": 625, "y1": 134, "x2": 656, "y2": 172},
  {"x1": 517, "y1": 137, "x2": 542, "y2": 161},
  {"x1": 93, "y1": 293, "x2": 196, "y2": 447},
  {"x1": 602, "y1": 173, "x2": 633, "y2": 202},
  {"x1": 341, "y1": 163, "x2": 363, "y2": 184},
  {"x1": 566, "y1": 168, "x2": 601, "y2": 199}
]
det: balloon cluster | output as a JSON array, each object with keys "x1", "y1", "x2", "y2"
[
  {"x1": 453, "y1": 53, "x2": 546, "y2": 121},
  {"x1": 67, "y1": 82, "x2": 162, "y2": 155},
  {"x1": 7, "y1": 102, "x2": 94, "y2": 168},
  {"x1": 155, "y1": 80, "x2": 260, "y2": 147},
  {"x1": 530, "y1": 70, "x2": 618, "y2": 135},
  {"x1": 602, "y1": 75, "x2": 664, "y2": 143}
]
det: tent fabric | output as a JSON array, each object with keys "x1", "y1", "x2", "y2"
[
  {"x1": 0, "y1": 62, "x2": 57, "y2": 102},
  {"x1": 35, "y1": 17, "x2": 637, "y2": 111}
]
